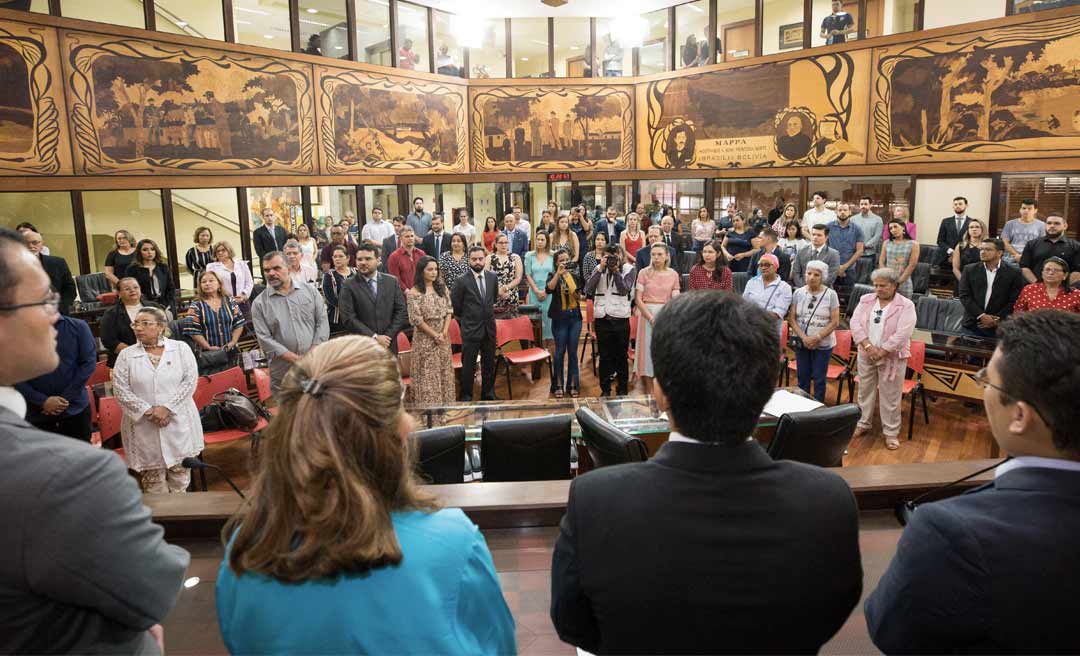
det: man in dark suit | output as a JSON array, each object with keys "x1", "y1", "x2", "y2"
[
  {"x1": 21, "y1": 230, "x2": 75, "y2": 314},
  {"x1": 935, "y1": 196, "x2": 973, "y2": 268},
  {"x1": 866, "y1": 310, "x2": 1080, "y2": 654},
  {"x1": 551, "y1": 292, "x2": 862, "y2": 654},
  {"x1": 747, "y1": 227, "x2": 792, "y2": 281},
  {"x1": 0, "y1": 228, "x2": 189, "y2": 653},
  {"x1": 450, "y1": 245, "x2": 499, "y2": 402},
  {"x1": 420, "y1": 214, "x2": 452, "y2": 259},
  {"x1": 252, "y1": 208, "x2": 288, "y2": 275},
  {"x1": 380, "y1": 216, "x2": 404, "y2": 273},
  {"x1": 957, "y1": 238, "x2": 1025, "y2": 338},
  {"x1": 635, "y1": 225, "x2": 678, "y2": 272},
  {"x1": 591, "y1": 206, "x2": 625, "y2": 245},
  {"x1": 337, "y1": 243, "x2": 407, "y2": 354}
]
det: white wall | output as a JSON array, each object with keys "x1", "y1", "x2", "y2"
[
  {"x1": 913, "y1": 177, "x2": 993, "y2": 242},
  {"x1": 922, "y1": 0, "x2": 1004, "y2": 30},
  {"x1": 762, "y1": 0, "x2": 805, "y2": 55}
]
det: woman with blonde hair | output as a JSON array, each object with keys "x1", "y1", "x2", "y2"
[
  {"x1": 104, "y1": 229, "x2": 137, "y2": 287},
  {"x1": 206, "y1": 240, "x2": 254, "y2": 307},
  {"x1": 295, "y1": 223, "x2": 319, "y2": 268},
  {"x1": 550, "y1": 213, "x2": 580, "y2": 264},
  {"x1": 216, "y1": 336, "x2": 515, "y2": 654}
]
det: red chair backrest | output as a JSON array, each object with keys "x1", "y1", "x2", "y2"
[
  {"x1": 97, "y1": 396, "x2": 123, "y2": 442},
  {"x1": 780, "y1": 322, "x2": 789, "y2": 351},
  {"x1": 88, "y1": 360, "x2": 110, "y2": 386},
  {"x1": 195, "y1": 366, "x2": 246, "y2": 410},
  {"x1": 396, "y1": 332, "x2": 411, "y2": 352},
  {"x1": 629, "y1": 314, "x2": 638, "y2": 337},
  {"x1": 908, "y1": 340, "x2": 926, "y2": 375},
  {"x1": 448, "y1": 319, "x2": 462, "y2": 346},
  {"x1": 833, "y1": 329, "x2": 853, "y2": 360},
  {"x1": 252, "y1": 367, "x2": 272, "y2": 403},
  {"x1": 585, "y1": 299, "x2": 595, "y2": 326},
  {"x1": 495, "y1": 316, "x2": 535, "y2": 349},
  {"x1": 86, "y1": 385, "x2": 98, "y2": 425}
]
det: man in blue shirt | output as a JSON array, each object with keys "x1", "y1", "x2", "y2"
[
  {"x1": 502, "y1": 213, "x2": 529, "y2": 259},
  {"x1": 828, "y1": 202, "x2": 865, "y2": 294},
  {"x1": 405, "y1": 196, "x2": 433, "y2": 240},
  {"x1": 15, "y1": 314, "x2": 97, "y2": 441}
]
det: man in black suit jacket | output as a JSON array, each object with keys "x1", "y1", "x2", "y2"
[
  {"x1": 957, "y1": 238, "x2": 1025, "y2": 337},
  {"x1": 551, "y1": 292, "x2": 862, "y2": 654},
  {"x1": 866, "y1": 310, "x2": 1080, "y2": 654},
  {"x1": 22, "y1": 230, "x2": 75, "y2": 314},
  {"x1": 337, "y1": 243, "x2": 406, "y2": 353},
  {"x1": 935, "y1": 196, "x2": 973, "y2": 268},
  {"x1": 420, "y1": 214, "x2": 452, "y2": 259},
  {"x1": 380, "y1": 216, "x2": 403, "y2": 273},
  {"x1": 252, "y1": 208, "x2": 289, "y2": 275},
  {"x1": 634, "y1": 226, "x2": 679, "y2": 272},
  {"x1": 450, "y1": 245, "x2": 498, "y2": 401}
]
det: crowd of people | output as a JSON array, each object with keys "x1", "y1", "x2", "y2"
[{"x1": 2, "y1": 223, "x2": 1078, "y2": 652}]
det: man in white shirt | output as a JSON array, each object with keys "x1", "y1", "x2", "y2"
[
  {"x1": 283, "y1": 240, "x2": 317, "y2": 286},
  {"x1": 452, "y1": 208, "x2": 476, "y2": 245},
  {"x1": 360, "y1": 207, "x2": 395, "y2": 245},
  {"x1": 513, "y1": 205, "x2": 531, "y2": 238},
  {"x1": 866, "y1": 310, "x2": 1080, "y2": 654},
  {"x1": 802, "y1": 191, "x2": 837, "y2": 233}
]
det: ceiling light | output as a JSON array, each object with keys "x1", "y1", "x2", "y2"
[
  {"x1": 569, "y1": 46, "x2": 579, "y2": 50},
  {"x1": 176, "y1": 21, "x2": 188, "y2": 27},
  {"x1": 263, "y1": 33, "x2": 275, "y2": 39},
  {"x1": 334, "y1": 45, "x2": 344, "y2": 49},
  {"x1": 299, "y1": 19, "x2": 329, "y2": 26},
  {"x1": 613, "y1": 15, "x2": 646, "y2": 47},
  {"x1": 520, "y1": 57, "x2": 529, "y2": 61},
  {"x1": 237, "y1": 7, "x2": 269, "y2": 15},
  {"x1": 235, "y1": 19, "x2": 252, "y2": 24},
  {"x1": 307, "y1": 7, "x2": 318, "y2": 13}
]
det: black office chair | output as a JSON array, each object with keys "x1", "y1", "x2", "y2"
[
  {"x1": 575, "y1": 407, "x2": 648, "y2": 469},
  {"x1": 918, "y1": 244, "x2": 939, "y2": 265},
  {"x1": 766, "y1": 404, "x2": 861, "y2": 468},
  {"x1": 911, "y1": 262, "x2": 931, "y2": 294},
  {"x1": 934, "y1": 299, "x2": 965, "y2": 334},
  {"x1": 412, "y1": 425, "x2": 466, "y2": 484},
  {"x1": 846, "y1": 283, "x2": 874, "y2": 319},
  {"x1": 731, "y1": 271, "x2": 749, "y2": 295},
  {"x1": 481, "y1": 415, "x2": 572, "y2": 482},
  {"x1": 76, "y1": 272, "x2": 112, "y2": 302},
  {"x1": 680, "y1": 273, "x2": 689, "y2": 292},
  {"x1": 853, "y1": 256, "x2": 877, "y2": 285}
]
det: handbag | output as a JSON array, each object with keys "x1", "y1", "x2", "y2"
[
  {"x1": 789, "y1": 291, "x2": 825, "y2": 350},
  {"x1": 196, "y1": 348, "x2": 231, "y2": 375},
  {"x1": 212, "y1": 388, "x2": 267, "y2": 431}
]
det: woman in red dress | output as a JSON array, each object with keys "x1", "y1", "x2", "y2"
[{"x1": 1014, "y1": 257, "x2": 1080, "y2": 314}]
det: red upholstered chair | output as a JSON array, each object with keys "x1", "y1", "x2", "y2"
[
  {"x1": 495, "y1": 316, "x2": 551, "y2": 400},
  {"x1": 252, "y1": 367, "x2": 276, "y2": 416},
  {"x1": 195, "y1": 366, "x2": 268, "y2": 490},
  {"x1": 849, "y1": 340, "x2": 929, "y2": 441},
  {"x1": 779, "y1": 323, "x2": 790, "y2": 386},
  {"x1": 92, "y1": 396, "x2": 125, "y2": 463},
  {"x1": 786, "y1": 329, "x2": 854, "y2": 404},
  {"x1": 448, "y1": 319, "x2": 464, "y2": 370},
  {"x1": 579, "y1": 299, "x2": 598, "y2": 374},
  {"x1": 88, "y1": 360, "x2": 110, "y2": 387},
  {"x1": 627, "y1": 314, "x2": 639, "y2": 384},
  {"x1": 396, "y1": 332, "x2": 412, "y2": 392}
]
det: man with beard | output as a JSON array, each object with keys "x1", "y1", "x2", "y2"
[
  {"x1": 450, "y1": 245, "x2": 499, "y2": 401},
  {"x1": 251, "y1": 251, "x2": 328, "y2": 390}
]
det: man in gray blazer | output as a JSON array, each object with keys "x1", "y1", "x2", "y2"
[
  {"x1": 338, "y1": 242, "x2": 408, "y2": 353},
  {"x1": 791, "y1": 224, "x2": 841, "y2": 288},
  {"x1": 0, "y1": 228, "x2": 189, "y2": 653}
]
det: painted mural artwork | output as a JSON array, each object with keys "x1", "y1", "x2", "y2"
[
  {"x1": 873, "y1": 15, "x2": 1080, "y2": 163},
  {"x1": 0, "y1": 20, "x2": 69, "y2": 176},
  {"x1": 64, "y1": 31, "x2": 315, "y2": 175},
  {"x1": 642, "y1": 51, "x2": 870, "y2": 169},
  {"x1": 470, "y1": 86, "x2": 634, "y2": 171},
  {"x1": 317, "y1": 68, "x2": 467, "y2": 173}
]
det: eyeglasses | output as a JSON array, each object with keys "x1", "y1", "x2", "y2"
[
  {"x1": 973, "y1": 367, "x2": 1053, "y2": 429},
  {"x1": 131, "y1": 320, "x2": 160, "y2": 329},
  {"x1": 0, "y1": 291, "x2": 61, "y2": 315},
  {"x1": 873, "y1": 309, "x2": 883, "y2": 324}
]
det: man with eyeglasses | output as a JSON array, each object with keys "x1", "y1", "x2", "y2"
[
  {"x1": 866, "y1": 310, "x2": 1080, "y2": 653},
  {"x1": 0, "y1": 228, "x2": 189, "y2": 653},
  {"x1": 22, "y1": 230, "x2": 76, "y2": 315},
  {"x1": 958, "y1": 238, "x2": 1025, "y2": 338}
]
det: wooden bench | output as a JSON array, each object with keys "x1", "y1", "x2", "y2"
[{"x1": 147, "y1": 458, "x2": 998, "y2": 538}]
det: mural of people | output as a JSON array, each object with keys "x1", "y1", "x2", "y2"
[
  {"x1": 665, "y1": 123, "x2": 695, "y2": 168},
  {"x1": 776, "y1": 111, "x2": 814, "y2": 161}
]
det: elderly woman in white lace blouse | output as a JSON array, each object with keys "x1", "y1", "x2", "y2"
[{"x1": 112, "y1": 306, "x2": 204, "y2": 493}]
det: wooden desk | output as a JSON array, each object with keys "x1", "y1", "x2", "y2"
[{"x1": 147, "y1": 458, "x2": 998, "y2": 538}]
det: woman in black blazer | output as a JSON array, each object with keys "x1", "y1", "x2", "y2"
[
  {"x1": 99, "y1": 277, "x2": 164, "y2": 367},
  {"x1": 130, "y1": 238, "x2": 175, "y2": 311}
]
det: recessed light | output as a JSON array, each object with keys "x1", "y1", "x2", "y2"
[
  {"x1": 334, "y1": 45, "x2": 344, "y2": 49},
  {"x1": 569, "y1": 46, "x2": 579, "y2": 50},
  {"x1": 263, "y1": 34, "x2": 274, "y2": 39},
  {"x1": 176, "y1": 21, "x2": 188, "y2": 27},
  {"x1": 184, "y1": 577, "x2": 200, "y2": 588},
  {"x1": 521, "y1": 57, "x2": 529, "y2": 61},
  {"x1": 307, "y1": 7, "x2": 318, "y2": 13}
]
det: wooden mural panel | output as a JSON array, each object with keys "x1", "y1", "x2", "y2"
[
  {"x1": 639, "y1": 51, "x2": 871, "y2": 170},
  {"x1": 315, "y1": 66, "x2": 467, "y2": 174},
  {"x1": 872, "y1": 14, "x2": 1080, "y2": 163},
  {"x1": 61, "y1": 30, "x2": 316, "y2": 175},
  {"x1": 0, "y1": 20, "x2": 72, "y2": 176},
  {"x1": 470, "y1": 85, "x2": 634, "y2": 172}
]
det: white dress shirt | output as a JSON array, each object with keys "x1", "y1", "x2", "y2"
[
  {"x1": 996, "y1": 456, "x2": 1080, "y2": 478},
  {"x1": 868, "y1": 298, "x2": 888, "y2": 346},
  {"x1": 983, "y1": 263, "x2": 998, "y2": 309},
  {"x1": 0, "y1": 386, "x2": 27, "y2": 418},
  {"x1": 667, "y1": 430, "x2": 706, "y2": 444}
]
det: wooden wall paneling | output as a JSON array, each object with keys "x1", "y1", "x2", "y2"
[
  {"x1": 547, "y1": 17, "x2": 554, "y2": 78},
  {"x1": 857, "y1": 0, "x2": 868, "y2": 39},
  {"x1": 70, "y1": 190, "x2": 89, "y2": 275},
  {"x1": 160, "y1": 188, "x2": 181, "y2": 287},
  {"x1": 300, "y1": 185, "x2": 313, "y2": 230},
  {"x1": 355, "y1": 183, "x2": 366, "y2": 226},
  {"x1": 708, "y1": 0, "x2": 718, "y2": 65},
  {"x1": 504, "y1": 17, "x2": 512, "y2": 78},
  {"x1": 388, "y1": 0, "x2": 398, "y2": 69},
  {"x1": 426, "y1": 4, "x2": 434, "y2": 73},
  {"x1": 48, "y1": 0, "x2": 60, "y2": 16},
  {"x1": 915, "y1": 0, "x2": 925, "y2": 30},
  {"x1": 289, "y1": 0, "x2": 301, "y2": 54},
  {"x1": 345, "y1": 0, "x2": 357, "y2": 62},
  {"x1": 236, "y1": 186, "x2": 251, "y2": 263},
  {"x1": 668, "y1": 6, "x2": 676, "y2": 73},
  {"x1": 802, "y1": 0, "x2": 812, "y2": 49},
  {"x1": 988, "y1": 172, "x2": 1003, "y2": 235},
  {"x1": 222, "y1": 0, "x2": 234, "y2": 43},
  {"x1": 143, "y1": 0, "x2": 156, "y2": 31}
]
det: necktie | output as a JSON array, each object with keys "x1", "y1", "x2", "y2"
[
  {"x1": 435, "y1": 234, "x2": 441, "y2": 254},
  {"x1": 476, "y1": 274, "x2": 486, "y2": 299},
  {"x1": 957, "y1": 217, "x2": 964, "y2": 234},
  {"x1": 369, "y1": 276, "x2": 377, "y2": 299}
]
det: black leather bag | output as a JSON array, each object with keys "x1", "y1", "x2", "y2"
[
  {"x1": 212, "y1": 388, "x2": 265, "y2": 431},
  {"x1": 196, "y1": 348, "x2": 234, "y2": 376}
]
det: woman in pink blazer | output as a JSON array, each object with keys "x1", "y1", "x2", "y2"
[{"x1": 849, "y1": 267, "x2": 918, "y2": 450}]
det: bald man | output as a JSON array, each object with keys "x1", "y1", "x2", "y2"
[{"x1": 22, "y1": 230, "x2": 76, "y2": 315}]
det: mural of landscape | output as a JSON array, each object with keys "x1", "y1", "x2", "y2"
[
  {"x1": 872, "y1": 15, "x2": 1080, "y2": 162},
  {"x1": 63, "y1": 31, "x2": 315, "y2": 175},
  {"x1": 641, "y1": 51, "x2": 870, "y2": 169},
  {"x1": 0, "y1": 20, "x2": 70, "y2": 176},
  {"x1": 471, "y1": 85, "x2": 634, "y2": 171},
  {"x1": 317, "y1": 67, "x2": 466, "y2": 173}
]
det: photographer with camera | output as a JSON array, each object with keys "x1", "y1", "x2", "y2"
[
  {"x1": 546, "y1": 249, "x2": 585, "y2": 398},
  {"x1": 787, "y1": 260, "x2": 840, "y2": 402},
  {"x1": 584, "y1": 245, "x2": 636, "y2": 397}
]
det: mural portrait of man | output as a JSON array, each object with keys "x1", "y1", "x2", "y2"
[
  {"x1": 776, "y1": 111, "x2": 813, "y2": 161},
  {"x1": 665, "y1": 123, "x2": 696, "y2": 168}
]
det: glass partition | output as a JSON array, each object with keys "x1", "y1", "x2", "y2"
[
  {"x1": 676, "y1": 0, "x2": 710, "y2": 69},
  {"x1": 155, "y1": 0, "x2": 226, "y2": 41},
  {"x1": 612, "y1": 181, "x2": 634, "y2": 217},
  {"x1": 82, "y1": 190, "x2": 166, "y2": 275},
  {"x1": 1013, "y1": 0, "x2": 1080, "y2": 13},
  {"x1": 0, "y1": 192, "x2": 79, "y2": 275},
  {"x1": 441, "y1": 184, "x2": 468, "y2": 222},
  {"x1": 245, "y1": 186, "x2": 302, "y2": 261},
  {"x1": 355, "y1": 0, "x2": 392, "y2": 65},
  {"x1": 169, "y1": 188, "x2": 241, "y2": 289},
  {"x1": 512, "y1": 17, "x2": 550, "y2": 78},
  {"x1": 528, "y1": 182, "x2": 548, "y2": 228},
  {"x1": 878, "y1": 0, "x2": 920, "y2": 37},
  {"x1": 813, "y1": 0, "x2": 858, "y2": 47},
  {"x1": 639, "y1": 8, "x2": 670, "y2": 75},
  {"x1": 998, "y1": 174, "x2": 1080, "y2": 239},
  {"x1": 471, "y1": 183, "x2": 499, "y2": 232},
  {"x1": 575, "y1": 183, "x2": 607, "y2": 218},
  {"x1": 762, "y1": 0, "x2": 805, "y2": 56},
  {"x1": 309, "y1": 186, "x2": 357, "y2": 237},
  {"x1": 60, "y1": 0, "x2": 145, "y2": 27},
  {"x1": 364, "y1": 184, "x2": 400, "y2": 223},
  {"x1": 806, "y1": 175, "x2": 912, "y2": 224},
  {"x1": 298, "y1": 0, "x2": 349, "y2": 58},
  {"x1": 433, "y1": 9, "x2": 466, "y2": 77},
  {"x1": 233, "y1": 0, "x2": 292, "y2": 50},
  {"x1": 553, "y1": 181, "x2": 573, "y2": 212},
  {"x1": 713, "y1": 178, "x2": 800, "y2": 223},
  {"x1": 395, "y1": 0, "x2": 430, "y2": 73},
  {"x1": 640, "y1": 179, "x2": 705, "y2": 225},
  {"x1": 595, "y1": 17, "x2": 633, "y2": 78},
  {"x1": 716, "y1": 0, "x2": 757, "y2": 61},
  {"x1": 471, "y1": 18, "x2": 507, "y2": 78},
  {"x1": 554, "y1": 17, "x2": 591, "y2": 77}
]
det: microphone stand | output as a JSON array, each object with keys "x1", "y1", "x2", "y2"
[{"x1": 181, "y1": 457, "x2": 246, "y2": 499}]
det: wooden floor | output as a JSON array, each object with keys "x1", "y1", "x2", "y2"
[{"x1": 193, "y1": 347, "x2": 996, "y2": 492}]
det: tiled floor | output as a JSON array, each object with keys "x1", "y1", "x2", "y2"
[{"x1": 163, "y1": 513, "x2": 901, "y2": 654}]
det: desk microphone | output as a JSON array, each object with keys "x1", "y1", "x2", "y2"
[
  {"x1": 181, "y1": 457, "x2": 246, "y2": 499},
  {"x1": 894, "y1": 457, "x2": 1009, "y2": 526}
]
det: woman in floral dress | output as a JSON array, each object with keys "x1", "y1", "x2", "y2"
[{"x1": 406, "y1": 257, "x2": 455, "y2": 405}]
